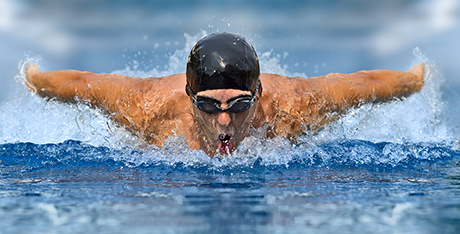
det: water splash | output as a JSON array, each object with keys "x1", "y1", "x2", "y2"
[
  {"x1": 0, "y1": 34, "x2": 457, "y2": 168},
  {"x1": 0, "y1": 139, "x2": 455, "y2": 173},
  {"x1": 312, "y1": 48, "x2": 453, "y2": 144}
]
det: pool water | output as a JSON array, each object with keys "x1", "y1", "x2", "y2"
[
  {"x1": 0, "y1": 140, "x2": 459, "y2": 233},
  {"x1": 1, "y1": 48, "x2": 460, "y2": 233},
  {"x1": 1, "y1": 2, "x2": 460, "y2": 231}
]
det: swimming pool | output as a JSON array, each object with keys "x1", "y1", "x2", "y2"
[
  {"x1": 1, "y1": 1, "x2": 460, "y2": 233},
  {"x1": 1, "y1": 47, "x2": 459, "y2": 233},
  {"x1": 1, "y1": 139, "x2": 459, "y2": 233}
]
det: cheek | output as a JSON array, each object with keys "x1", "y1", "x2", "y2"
[
  {"x1": 233, "y1": 105, "x2": 258, "y2": 129},
  {"x1": 231, "y1": 112, "x2": 251, "y2": 126},
  {"x1": 195, "y1": 111, "x2": 218, "y2": 131}
]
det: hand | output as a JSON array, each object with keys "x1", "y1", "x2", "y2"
[
  {"x1": 24, "y1": 63, "x2": 41, "y2": 91},
  {"x1": 408, "y1": 63, "x2": 425, "y2": 91},
  {"x1": 409, "y1": 63, "x2": 425, "y2": 79}
]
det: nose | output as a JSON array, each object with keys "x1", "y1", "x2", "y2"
[{"x1": 217, "y1": 112, "x2": 231, "y2": 126}]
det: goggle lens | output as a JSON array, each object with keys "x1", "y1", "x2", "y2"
[
  {"x1": 188, "y1": 80, "x2": 260, "y2": 114},
  {"x1": 195, "y1": 97, "x2": 253, "y2": 114}
]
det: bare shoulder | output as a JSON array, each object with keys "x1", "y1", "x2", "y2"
[
  {"x1": 133, "y1": 73, "x2": 188, "y2": 105},
  {"x1": 260, "y1": 73, "x2": 310, "y2": 95},
  {"x1": 140, "y1": 73, "x2": 187, "y2": 92},
  {"x1": 260, "y1": 73, "x2": 288, "y2": 93},
  {"x1": 112, "y1": 72, "x2": 192, "y2": 137},
  {"x1": 259, "y1": 73, "x2": 315, "y2": 114},
  {"x1": 258, "y1": 73, "x2": 326, "y2": 137},
  {"x1": 136, "y1": 73, "x2": 190, "y2": 115}
]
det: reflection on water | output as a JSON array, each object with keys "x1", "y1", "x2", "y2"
[
  {"x1": 1, "y1": 1, "x2": 460, "y2": 232},
  {"x1": 1, "y1": 139, "x2": 459, "y2": 233},
  {"x1": 0, "y1": 51, "x2": 458, "y2": 233}
]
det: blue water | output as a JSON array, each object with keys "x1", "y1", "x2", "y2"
[
  {"x1": 1, "y1": 140, "x2": 459, "y2": 233},
  {"x1": 1, "y1": 36, "x2": 460, "y2": 234},
  {"x1": 2, "y1": 1, "x2": 460, "y2": 233},
  {"x1": 1, "y1": 65, "x2": 460, "y2": 234}
]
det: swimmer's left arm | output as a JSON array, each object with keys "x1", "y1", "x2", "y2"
[
  {"x1": 302, "y1": 63, "x2": 425, "y2": 112},
  {"x1": 273, "y1": 63, "x2": 426, "y2": 133}
]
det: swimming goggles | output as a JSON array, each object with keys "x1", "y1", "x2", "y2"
[{"x1": 188, "y1": 81, "x2": 260, "y2": 114}]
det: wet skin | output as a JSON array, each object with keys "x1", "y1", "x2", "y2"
[
  {"x1": 193, "y1": 89, "x2": 256, "y2": 154},
  {"x1": 25, "y1": 63, "x2": 425, "y2": 157}
]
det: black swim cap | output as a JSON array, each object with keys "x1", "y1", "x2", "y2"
[{"x1": 186, "y1": 33, "x2": 260, "y2": 94}]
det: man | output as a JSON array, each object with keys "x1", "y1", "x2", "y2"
[{"x1": 25, "y1": 33, "x2": 425, "y2": 156}]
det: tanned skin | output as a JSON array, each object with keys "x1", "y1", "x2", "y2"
[{"x1": 25, "y1": 63, "x2": 425, "y2": 156}]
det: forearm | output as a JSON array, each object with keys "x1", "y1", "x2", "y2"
[
  {"x1": 27, "y1": 68, "x2": 93, "y2": 101},
  {"x1": 25, "y1": 64, "x2": 143, "y2": 111},
  {"x1": 308, "y1": 64, "x2": 425, "y2": 110},
  {"x1": 25, "y1": 64, "x2": 179, "y2": 138}
]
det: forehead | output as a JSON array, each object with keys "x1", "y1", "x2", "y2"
[{"x1": 196, "y1": 89, "x2": 252, "y2": 101}]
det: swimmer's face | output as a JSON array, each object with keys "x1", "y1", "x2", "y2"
[{"x1": 192, "y1": 89, "x2": 258, "y2": 155}]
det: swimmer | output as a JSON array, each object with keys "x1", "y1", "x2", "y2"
[{"x1": 25, "y1": 33, "x2": 425, "y2": 156}]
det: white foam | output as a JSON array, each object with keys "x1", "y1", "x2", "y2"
[
  {"x1": 312, "y1": 48, "x2": 454, "y2": 144},
  {"x1": 0, "y1": 34, "x2": 456, "y2": 166},
  {"x1": 1, "y1": 57, "x2": 136, "y2": 147}
]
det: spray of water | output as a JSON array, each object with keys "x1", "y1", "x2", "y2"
[
  {"x1": 0, "y1": 33, "x2": 456, "y2": 168},
  {"x1": 313, "y1": 48, "x2": 451, "y2": 144}
]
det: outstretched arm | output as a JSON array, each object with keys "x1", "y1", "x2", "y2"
[
  {"x1": 25, "y1": 64, "x2": 191, "y2": 146},
  {"x1": 305, "y1": 63, "x2": 425, "y2": 130},
  {"x1": 304, "y1": 63, "x2": 425, "y2": 110},
  {"x1": 260, "y1": 63, "x2": 425, "y2": 138},
  {"x1": 25, "y1": 64, "x2": 148, "y2": 110},
  {"x1": 25, "y1": 64, "x2": 163, "y2": 135}
]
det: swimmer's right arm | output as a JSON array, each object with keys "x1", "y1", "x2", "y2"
[{"x1": 25, "y1": 64, "x2": 152, "y2": 113}]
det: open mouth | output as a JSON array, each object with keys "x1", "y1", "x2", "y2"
[{"x1": 218, "y1": 133, "x2": 235, "y2": 154}]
